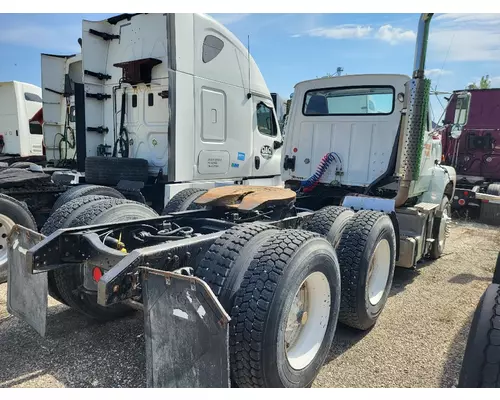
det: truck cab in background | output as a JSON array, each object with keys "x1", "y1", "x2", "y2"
[
  {"x1": 40, "y1": 53, "x2": 81, "y2": 169},
  {"x1": 0, "y1": 81, "x2": 45, "y2": 163},
  {"x1": 441, "y1": 89, "x2": 500, "y2": 225}
]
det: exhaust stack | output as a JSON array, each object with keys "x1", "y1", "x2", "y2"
[{"x1": 394, "y1": 13, "x2": 433, "y2": 207}]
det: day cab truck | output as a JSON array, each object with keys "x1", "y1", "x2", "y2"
[
  {"x1": 441, "y1": 88, "x2": 500, "y2": 225},
  {"x1": 6, "y1": 13, "x2": 462, "y2": 388}
]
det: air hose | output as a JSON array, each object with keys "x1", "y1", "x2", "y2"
[{"x1": 300, "y1": 152, "x2": 341, "y2": 193}]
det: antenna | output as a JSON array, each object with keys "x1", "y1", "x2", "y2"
[{"x1": 247, "y1": 35, "x2": 252, "y2": 99}]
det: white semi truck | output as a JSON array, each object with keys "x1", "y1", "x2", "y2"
[
  {"x1": 0, "y1": 81, "x2": 45, "y2": 161},
  {"x1": 0, "y1": 13, "x2": 284, "y2": 281}
]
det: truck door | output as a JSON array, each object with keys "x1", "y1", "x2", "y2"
[
  {"x1": 252, "y1": 96, "x2": 283, "y2": 177},
  {"x1": 41, "y1": 54, "x2": 75, "y2": 162}
]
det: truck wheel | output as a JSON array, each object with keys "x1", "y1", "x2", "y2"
[
  {"x1": 85, "y1": 156, "x2": 150, "y2": 186},
  {"x1": 161, "y1": 188, "x2": 208, "y2": 215},
  {"x1": 42, "y1": 195, "x2": 118, "y2": 305},
  {"x1": 458, "y1": 283, "x2": 500, "y2": 387},
  {"x1": 429, "y1": 195, "x2": 451, "y2": 260},
  {"x1": 487, "y1": 183, "x2": 500, "y2": 196},
  {"x1": 196, "y1": 222, "x2": 279, "y2": 311},
  {"x1": 230, "y1": 230, "x2": 341, "y2": 388},
  {"x1": 51, "y1": 184, "x2": 126, "y2": 214},
  {"x1": 44, "y1": 198, "x2": 159, "y2": 320},
  {"x1": 301, "y1": 206, "x2": 355, "y2": 249},
  {"x1": 0, "y1": 194, "x2": 38, "y2": 284},
  {"x1": 9, "y1": 162, "x2": 39, "y2": 169},
  {"x1": 336, "y1": 210, "x2": 396, "y2": 331}
]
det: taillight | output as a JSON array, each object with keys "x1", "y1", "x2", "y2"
[{"x1": 92, "y1": 267, "x2": 103, "y2": 282}]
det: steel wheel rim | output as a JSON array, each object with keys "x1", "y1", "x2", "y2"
[
  {"x1": 0, "y1": 214, "x2": 15, "y2": 267},
  {"x1": 366, "y1": 239, "x2": 391, "y2": 306},
  {"x1": 284, "y1": 271, "x2": 331, "y2": 370}
]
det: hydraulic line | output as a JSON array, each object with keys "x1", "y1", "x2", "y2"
[{"x1": 300, "y1": 152, "x2": 341, "y2": 193}]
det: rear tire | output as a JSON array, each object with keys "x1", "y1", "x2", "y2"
[
  {"x1": 301, "y1": 205, "x2": 355, "y2": 249},
  {"x1": 0, "y1": 194, "x2": 38, "y2": 284},
  {"x1": 43, "y1": 198, "x2": 159, "y2": 320},
  {"x1": 9, "y1": 162, "x2": 38, "y2": 169},
  {"x1": 337, "y1": 210, "x2": 396, "y2": 331},
  {"x1": 51, "y1": 184, "x2": 125, "y2": 214},
  {"x1": 42, "y1": 195, "x2": 116, "y2": 305},
  {"x1": 197, "y1": 222, "x2": 279, "y2": 311},
  {"x1": 162, "y1": 188, "x2": 208, "y2": 215},
  {"x1": 230, "y1": 230, "x2": 341, "y2": 388},
  {"x1": 458, "y1": 283, "x2": 500, "y2": 387}
]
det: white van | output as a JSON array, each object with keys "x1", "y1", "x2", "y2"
[{"x1": 0, "y1": 81, "x2": 44, "y2": 157}]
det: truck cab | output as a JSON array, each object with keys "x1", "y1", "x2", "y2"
[
  {"x1": 0, "y1": 81, "x2": 45, "y2": 160},
  {"x1": 282, "y1": 73, "x2": 444, "y2": 208},
  {"x1": 40, "y1": 53, "x2": 81, "y2": 168},
  {"x1": 441, "y1": 88, "x2": 500, "y2": 223},
  {"x1": 72, "y1": 13, "x2": 283, "y2": 202}
]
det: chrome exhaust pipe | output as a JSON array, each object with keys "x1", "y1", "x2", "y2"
[
  {"x1": 412, "y1": 13, "x2": 434, "y2": 79},
  {"x1": 394, "y1": 13, "x2": 433, "y2": 207}
]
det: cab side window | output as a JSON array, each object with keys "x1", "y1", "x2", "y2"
[{"x1": 256, "y1": 102, "x2": 277, "y2": 137}]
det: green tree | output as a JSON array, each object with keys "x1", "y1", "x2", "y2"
[{"x1": 467, "y1": 74, "x2": 491, "y2": 89}]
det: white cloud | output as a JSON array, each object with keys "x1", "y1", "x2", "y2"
[
  {"x1": 375, "y1": 25, "x2": 416, "y2": 45},
  {"x1": 303, "y1": 24, "x2": 373, "y2": 39},
  {"x1": 425, "y1": 68, "x2": 452, "y2": 77},
  {"x1": 0, "y1": 25, "x2": 80, "y2": 52},
  {"x1": 430, "y1": 13, "x2": 500, "y2": 62},
  {"x1": 294, "y1": 22, "x2": 415, "y2": 45},
  {"x1": 211, "y1": 13, "x2": 249, "y2": 26},
  {"x1": 435, "y1": 13, "x2": 500, "y2": 25}
]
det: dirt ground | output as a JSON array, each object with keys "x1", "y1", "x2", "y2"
[{"x1": 0, "y1": 220, "x2": 498, "y2": 388}]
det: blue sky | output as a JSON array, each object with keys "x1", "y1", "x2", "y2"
[{"x1": 0, "y1": 13, "x2": 499, "y2": 121}]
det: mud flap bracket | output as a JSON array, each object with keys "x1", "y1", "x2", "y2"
[
  {"x1": 142, "y1": 268, "x2": 231, "y2": 388},
  {"x1": 6, "y1": 225, "x2": 48, "y2": 337}
]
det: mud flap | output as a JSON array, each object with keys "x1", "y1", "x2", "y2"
[
  {"x1": 6, "y1": 225, "x2": 47, "y2": 336},
  {"x1": 142, "y1": 268, "x2": 231, "y2": 388}
]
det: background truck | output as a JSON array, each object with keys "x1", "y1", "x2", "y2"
[
  {"x1": 271, "y1": 92, "x2": 287, "y2": 131},
  {"x1": 6, "y1": 13, "x2": 461, "y2": 388},
  {"x1": 0, "y1": 12, "x2": 285, "y2": 282},
  {"x1": 441, "y1": 88, "x2": 500, "y2": 225},
  {"x1": 0, "y1": 81, "x2": 45, "y2": 164}
]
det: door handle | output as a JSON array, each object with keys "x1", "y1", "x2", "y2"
[{"x1": 255, "y1": 156, "x2": 260, "y2": 170}]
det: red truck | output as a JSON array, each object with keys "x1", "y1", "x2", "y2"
[{"x1": 441, "y1": 88, "x2": 500, "y2": 225}]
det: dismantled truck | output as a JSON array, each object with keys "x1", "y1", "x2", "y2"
[
  {"x1": 7, "y1": 13, "x2": 457, "y2": 388},
  {"x1": 441, "y1": 88, "x2": 500, "y2": 225}
]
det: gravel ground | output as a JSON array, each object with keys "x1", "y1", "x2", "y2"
[{"x1": 0, "y1": 220, "x2": 498, "y2": 388}]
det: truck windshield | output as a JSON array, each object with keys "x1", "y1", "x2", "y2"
[{"x1": 303, "y1": 86, "x2": 394, "y2": 116}]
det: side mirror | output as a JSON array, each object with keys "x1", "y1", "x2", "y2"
[
  {"x1": 273, "y1": 140, "x2": 283, "y2": 150},
  {"x1": 450, "y1": 91, "x2": 471, "y2": 139}
]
